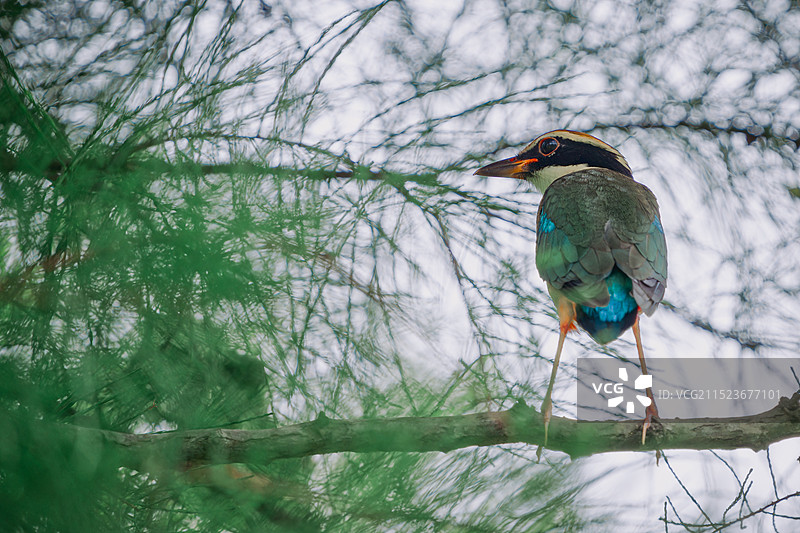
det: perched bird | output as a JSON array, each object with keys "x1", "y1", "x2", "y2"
[{"x1": 475, "y1": 131, "x2": 667, "y2": 455}]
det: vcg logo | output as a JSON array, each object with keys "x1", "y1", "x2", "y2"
[{"x1": 591, "y1": 368, "x2": 652, "y2": 414}]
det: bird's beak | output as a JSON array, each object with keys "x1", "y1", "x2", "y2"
[{"x1": 474, "y1": 156, "x2": 538, "y2": 179}]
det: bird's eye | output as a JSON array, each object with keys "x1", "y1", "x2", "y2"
[{"x1": 539, "y1": 137, "x2": 559, "y2": 155}]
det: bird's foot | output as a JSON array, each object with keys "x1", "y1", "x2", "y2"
[{"x1": 641, "y1": 401, "x2": 660, "y2": 445}]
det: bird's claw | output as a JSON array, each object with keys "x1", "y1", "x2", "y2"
[{"x1": 641, "y1": 402, "x2": 659, "y2": 445}]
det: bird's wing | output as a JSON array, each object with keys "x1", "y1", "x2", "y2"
[
  {"x1": 603, "y1": 200, "x2": 667, "y2": 316},
  {"x1": 535, "y1": 170, "x2": 667, "y2": 312}
]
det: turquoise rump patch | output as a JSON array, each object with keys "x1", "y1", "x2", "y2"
[
  {"x1": 576, "y1": 268, "x2": 638, "y2": 344},
  {"x1": 539, "y1": 212, "x2": 555, "y2": 233},
  {"x1": 580, "y1": 269, "x2": 636, "y2": 323}
]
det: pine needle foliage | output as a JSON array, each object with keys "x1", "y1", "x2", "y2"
[{"x1": 2, "y1": 1, "x2": 800, "y2": 531}]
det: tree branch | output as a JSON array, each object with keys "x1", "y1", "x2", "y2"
[{"x1": 57, "y1": 393, "x2": 800, "y2": 471}]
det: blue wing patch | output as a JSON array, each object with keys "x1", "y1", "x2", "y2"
[
  {"x1": 652, "y1": 217, "x2": 663, "y2": 233},
  {"x1": 539, "y1": 212, "x2": 555, "y2": 233}
]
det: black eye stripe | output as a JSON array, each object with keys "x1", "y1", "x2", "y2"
[{"x1": 539, "y1": 137, "x2": 559, "y2": 155}]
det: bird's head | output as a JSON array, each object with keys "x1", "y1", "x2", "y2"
[{"x1": 474, "y1": 130, "x2": 632, "y2": 192}]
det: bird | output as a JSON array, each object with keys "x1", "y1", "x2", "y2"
[{"x1": 475, "y1": 130, "x2": 667, "y2": 457}]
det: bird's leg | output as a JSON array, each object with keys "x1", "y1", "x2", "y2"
[
  {"x1": 632, "y1": 316, "x2": 658, "y2": 445},
  {"x1": 537, "y1": 300, "x2": 575, "y2": 461}
]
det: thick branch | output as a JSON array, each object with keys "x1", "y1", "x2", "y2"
[{"x1": 60, "y1": 393, "x2": 800, "y2": 470}]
